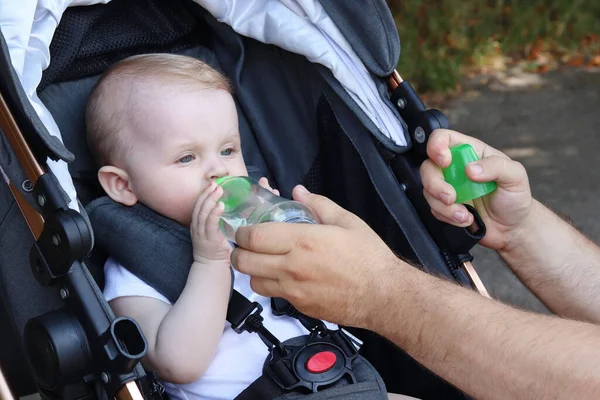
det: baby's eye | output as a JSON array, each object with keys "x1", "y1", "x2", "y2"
[
  {"x1": 178, "y1": 155, "x2": 195, "y2": 164},
  {"x1": 220, "y1": 148, "x2": 233, "y2": 156}
]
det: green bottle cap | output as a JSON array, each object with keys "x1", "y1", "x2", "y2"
[
  {"x1": 443, "y1": 144, "x2": 497, "y2": 203},
  {"x1": 215, "y1": 176, "x2": 252, "y2": 212}
]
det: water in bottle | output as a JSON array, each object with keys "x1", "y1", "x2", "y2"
[{"x1": 215, "y1": 176, "x2": 318, "y2": 243}]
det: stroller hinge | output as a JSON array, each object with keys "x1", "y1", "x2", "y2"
[
  {"x1": 28, "y1": 172, "x2": 93, "y2": 286},
  {"x1": 30, "y1": 207, "x2": 93, "y2": 286}
]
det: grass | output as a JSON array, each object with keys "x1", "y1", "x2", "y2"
[{"x1": 388, "y1": 0, "x2": 600, "y2": 93}]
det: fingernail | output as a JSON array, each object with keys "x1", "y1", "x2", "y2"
[
  {"x1": 437, "y1": 149, "x2": 450, "y2": 167},
  {"x1": 469, "y1": 163, "x2": 483, "y2": 176},
  {"x1": 440, "y1": 192, "x2": 451, "y2": 205},
  {"x1": 453, "y1": 211, "x2": 467, "y2": 223}
]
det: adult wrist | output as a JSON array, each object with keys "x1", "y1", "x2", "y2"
[
  {"x1": 498, "y1": 199, "x2": 543, "y2": 259},
  {"x1": 363, "y1": 257, "x2": 422, "y2": 344}
]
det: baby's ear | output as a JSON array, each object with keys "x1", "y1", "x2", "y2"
[{"x1": 97, "y1": 166, "x2": 138, "y2": 206}]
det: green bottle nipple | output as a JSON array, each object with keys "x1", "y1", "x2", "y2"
[
  {"x1": 215, "y1": 176, "x2": 252, "y2": 212},
  {"x1": 442, "y1": 144, "x2": 497, "y2": 203}
]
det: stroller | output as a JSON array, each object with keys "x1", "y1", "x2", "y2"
[{"x1": 0, "y1": 0, "x2": 490, "y2": 399}]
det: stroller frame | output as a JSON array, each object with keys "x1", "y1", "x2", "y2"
[{"x1": 0, "y1": 60, "x2": 488, "y2": 398}]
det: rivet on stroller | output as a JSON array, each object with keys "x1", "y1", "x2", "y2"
[{"x1": 0, "y1": 1, "x2": 488, "y2": 399}]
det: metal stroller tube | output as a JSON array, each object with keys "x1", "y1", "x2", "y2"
[
  {"x1": 387, "y1": 70, "x2": 404, "y2": 89},
  {"x1": 462, "y1": 261, "x2": 490, "y2": 298},
  {"x1": 0, "y1": 363, "x2": 16, "y2": 400},
  {"x1": 0, "y1": 93, "x2": 44, "y2": 238},
  {"x1": 116, "y1": 382, "x2": 145, "y2": 400},
  {"x1": 0, "y1": 93, "x2": 146, "y2": 400}
]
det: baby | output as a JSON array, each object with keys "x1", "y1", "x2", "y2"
[{"x1": 85, "y1": 53, "x2": 326, "y2": 399}]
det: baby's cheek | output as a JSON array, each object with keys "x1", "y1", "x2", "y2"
[{"x1": 184, "y1": 187, "x2": 204, "y2": 219}]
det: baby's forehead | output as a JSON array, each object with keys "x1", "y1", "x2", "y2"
[
  {"x1": 112, "y1": 80, "x2": 174, "y2": 127},
  {"x1": 105, "y1": 78, "x2": 237, "y2": 142}
]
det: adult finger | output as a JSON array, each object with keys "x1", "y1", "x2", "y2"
[
  {"x1": 427, "y1": 129, "x2": 505, "y2": 168},
  {"x1": 230, "y1": 247, "x2": 287, "y2": 279},
  {"x1": 235, "y1": 222, "x2": 314, "y2": 254},
  {"x1": 431, "y1": 208, "x2": 471, "y2": 229},
  {"x1": 420, "y1": 159, "x2": 456, "y2": 205},
  {"x1": 465, "y1": 156, "x2": 529, "y2": 190},
  {"x1": 423, "y1": 189, "x2": 473, "y2": 226},
  {"x1": 248, "y1": 277, "x2": 284, "y2": 298},
  {"x1": 292, "y1": 185, "x2": 361, "y2": 229}
]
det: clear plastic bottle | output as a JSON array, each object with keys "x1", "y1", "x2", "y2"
[{"x1": 215, "y1": 176, "x2": 318, "y2": 243}]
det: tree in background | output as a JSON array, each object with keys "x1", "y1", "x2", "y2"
[{"x1": 387, "y1": 0, "x2": 600, "y2": 93}]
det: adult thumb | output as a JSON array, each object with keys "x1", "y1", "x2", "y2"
[
  {"x1": 466, "y1": 155, "x2": 529, "y2": 190},
  {"x1": 292, "y1": 185, "x2": 360, "y2": 228}
]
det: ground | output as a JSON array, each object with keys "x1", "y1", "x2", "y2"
[{"x1": 444, "y1": 66, "x2": 600, "y2": 312}]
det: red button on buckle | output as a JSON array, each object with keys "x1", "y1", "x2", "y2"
[{"x1": 306, "y1": 351, "x2": 337, "y2": 373}]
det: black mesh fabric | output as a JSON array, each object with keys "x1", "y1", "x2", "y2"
[
  {"x1": 305, "y1": 97, "x2": 415, "y2": 262},
  {"x1": 39, "y1": 0, "x2": 208, "y2": 91}
]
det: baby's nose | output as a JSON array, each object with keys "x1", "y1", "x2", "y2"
[
  {"x1": 210, "y1": 172, "x2": 228, "y2": 181},
  {"x1": 207, "y1": 160, "x2": 229, "y2": 180}
]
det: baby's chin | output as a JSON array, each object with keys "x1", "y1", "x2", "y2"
[
  {"x1": 157, "y1": 209, "x2": 192, "y2": 228},
  {"x1": 180, "y1": 215, "x2": 193, "y2": 228}
]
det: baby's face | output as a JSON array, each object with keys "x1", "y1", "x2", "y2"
[{"x1": 123, "y1": 88, "x2": 248, "y2": 226}]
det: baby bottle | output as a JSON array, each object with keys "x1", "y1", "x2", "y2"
[{"x1": 215, "y1": 176, "x2": 318, "y2": 243}]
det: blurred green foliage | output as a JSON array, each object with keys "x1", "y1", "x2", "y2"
[{"x1": 388, "y1": 0, "x2": 600, "y2": 93}]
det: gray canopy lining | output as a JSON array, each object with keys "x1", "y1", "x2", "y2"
[{"x1": 318, "y1": 0, "x2": 400, "y2": 76}]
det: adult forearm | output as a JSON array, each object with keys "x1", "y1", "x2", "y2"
[
  {"x1": 499, "y1": 200, "x2": 600, "y2": 322},
  {"x1": 154, "y1": 262, "x2": 231, "y2": 382},
  {"x1": 373, "y1": 264, "x2": 600, "y2": 400}
]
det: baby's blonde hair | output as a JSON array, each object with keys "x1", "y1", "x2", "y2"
[{"x1": 86, "y1": 53, "x2": 232, "y2": 166}]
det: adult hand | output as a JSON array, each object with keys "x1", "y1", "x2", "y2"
[
  {"x1": 421, "y1": 129, "x2": 535, "y2": 251},
  {"x1": 231, "y1": 186, "x2": 405, "y2": 328}
]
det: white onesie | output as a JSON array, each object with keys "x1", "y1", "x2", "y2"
[{"x1": 103, "y1": 257, "x2": 336, "y2": 399}]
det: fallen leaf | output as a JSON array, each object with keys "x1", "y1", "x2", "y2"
[
  {"x1": 585, "y1": 34, "x2": 600, "y2": 44},
  {"x1": 536, "y1": 64, "x2": 550, "y2": 74},
  {"x1": 527, "y1": 39, "x2": 544, "y2": 60},
  {"x1": 589, "y1": 55, "x2": 600, "y2": 66},
  {"x1": 566, "y1": 56, "x2": 584, "y2": 66}
]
